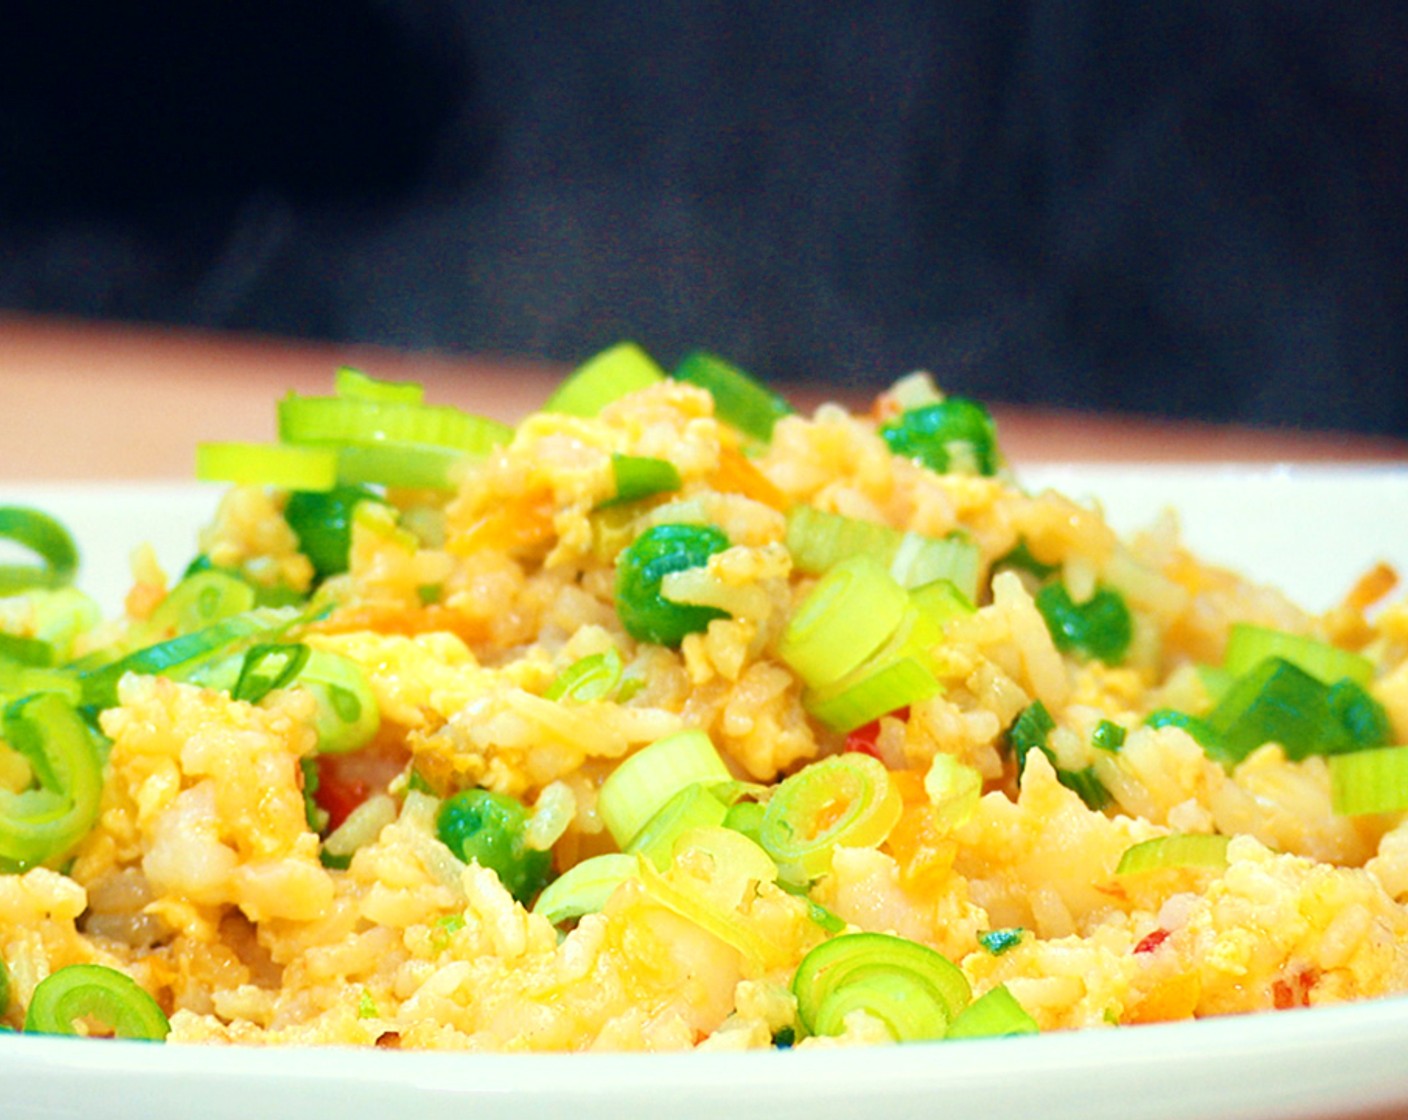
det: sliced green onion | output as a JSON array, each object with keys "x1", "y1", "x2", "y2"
[
  {"x1": 296, "y1": 649, "x2": 379, "y2": 754},
  {"x1": 333, "y1": 442, "x2": 472, "y2": 491},
  {"x1": 1144, "y1": 708, "x2": 1223, "y2": 752},
  {"x1": 78, "y1": 608, "x2": 302, "y2": 711},
  {"x1": 908, "y1": 578, "x2": 975, "y2": 629},
  {"x1": 231, "y1": 642, "x2": 310, "y2": 705},
  {"x1": 1035, "y1": 583, "x2": 1133, "y2": 665},
  {"x1": 626, "y1": 782, "x2": 730, "y2": 870},
  {"x1": 1091, "y1": 719, "x2": 1127, "y2": 753},
  {"x1": 785, "y1": 505, "x2": 897, "y2": 576},
  {"x1": 544, "y1": 648, "x2": 623, "y2": 703},
  {"x1": 673, "y1": 350, "x2": 793, "y2": 444},
  {"x1": 805, "y1": 654, "x2": 941, "y2": 735},
  {"x1": 880, "y1": 398, "x2": 1000, "y2": 476},
  {"x1": 977, "y1": 928, "x2": 1024, "y2": 956},
  {"x1": 784, "y1": 506, "x2": 981, "y2": 601},
  {"x1": 0, "y1": 955, "x2": 9, "y2": 1016},
  {"x1": 994, "y1": 539, "x2": 1058, "y2": 580},
  {"x1": 924, "y1": 753, "x2": 983, "y2": 833},
  {"x1": 614, "y1": 523, "x2": 731, "y2": 647},
  {"x1": 1115, "y1": 833, "x2": 1230, "y2": 876},
  {"x1": 335, "y1": 366, "x2": 425, "y2": 405},
  {"x1": 1206, "y1": 657, "x2": 1389, "y2": 764},
  {"x1": 24, "y1": 963, "x2": 170, "y2": 1041},
  {"x1": 792, "y1": 932, "x2": 971, "y2": 1042},
  {"x1": 284, "y1": 485, "x2": 388, "y2": 582},
  {"x1": 544, "y1": 342, "x2": 665, "y2": 417},
  {"x1": 531, "y1": 853, "x2": 639, "y2": 925},
  {"x1": 1223, "y1": 623, "x2": 1374, "y2": 687},
  {"x1": 1199, "y1": 665, "x2": 1235, "y2": 705},
  {"x1": 722, "y1": 798, "x2": 766, "y2": 845},
  {"x1": 598, "y1": 729, "x2": 732, "y2": 849},
  {"x1": 600, "y1": 454, "x2": 682, "y2": 508},
  {"x1": 1007, "y1": 701, "x2": 1111, "y2": 808},
  {"x1": 1058, "y1": 766, "x2": 1112, "y2": 812},
  {"x1": 635, "y1": 827, "x2": 783, "y2": 967},
  {"x1": 758, "y1": 753, "x2": 901, "y2": 883},
  {"x1": 0, "y1": 693, "x2": 103, "y2": 869},
  {"x1": 195, "y1": 442, "x2": 338, "y2": 491},
  {"x1": 1008, "y1": 701, "x2": 1056, "y2": 777},
  {"x1": 0, "y1": 508, "x2": 78, "y2": 595},
  {"x1": 779, "y1": 555, "x2": 909, "y2": 690},
  {"x1": 0, "y1": 633, "x2": 56, "y2": 668},
  {"x1": 1329, "y1": 747, "x2": 1408, "y2": 816},
  {"x1": 888, "y1": 533, "x2": 981, "y2": 601},
  {"x1": 945, "y1": 984, "x2": 1039, "y2": 1040},
  {"x1": 801, "y1": 605, "x2": 943, "y2": 734},
  {"x1": 146, "y1": 570, "x2": 256, "y2": 637},
  {"x1": 279, "y1": 393, "x2": 512, "y2": 456}
]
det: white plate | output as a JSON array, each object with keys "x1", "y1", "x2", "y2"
[{"x1": 3, "y1": 465, "x2": 1408, "y2": 1120}]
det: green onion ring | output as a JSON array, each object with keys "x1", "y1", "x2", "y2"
[
  {"x1": 24, "y1": 963, "x2": 170, "y2": 1041},
  {"x1": 0, "y1": 508, "x2": 78, "y2": 596}
]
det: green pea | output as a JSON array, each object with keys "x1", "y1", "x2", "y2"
[
  {"x1": 880, "y1": 398, "x2": 999, "y2": 476},
  {"x1": 614, "y1": 523, "x2": 730, "y2": 647},
  {"x1": 435, "y1": 789, "x2": 551, "y2": 904}
]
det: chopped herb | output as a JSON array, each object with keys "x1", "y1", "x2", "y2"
[{"x1": 978, "y1": 928, "x2": 1025, "y2": 956}]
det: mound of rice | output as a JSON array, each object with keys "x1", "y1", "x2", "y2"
[{"x1": 3, "y1": 362, "x2": 1408, "y2": 1051}]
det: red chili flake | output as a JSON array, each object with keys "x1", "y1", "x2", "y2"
[
  {"x1": 1272, "y1": 969, "x2": 1318, "y2": 1010},
  {"x1": 1134, "y1": 928, "x2": 1171, "y2": 954}
]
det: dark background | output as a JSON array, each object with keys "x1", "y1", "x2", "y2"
[{"x1": 2, "y1": 3, "x2": 1405, "y2": 433}]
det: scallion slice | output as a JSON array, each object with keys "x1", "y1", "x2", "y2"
[
  {"x1": 802, "y1": 606, "x2": 944, "y2": 733},
  {"x1": 296, "y1": 649, "x2": 379, "y2": 755},
  {"x1": 0, "y1": 633, "x2": 56, "y2": 668},
  {"x1": 626, "y1": 782, "x2": 730, "y2": 870},
  {"x1": 888, "y1": 533, "x2": 981, "y2": 601},
  {"x1": 1035, "y1": 583, "x2": 1133, "y2": 665},
  {"x1": 145, "y1": 570, "x2": 256, "y2": 637},
  {"x1": 0, "y1": 692, "x2": 103, "y2": 869},
  {"x1": 544, "y1": 648, "x2": 624, "y2": 703},
  {"x1": 0, "y1": 507, "x2": 78, "y2": 596},
  {"x1": 924, "y1": 754, "x2": 983, "y2": 833},
  {"x1": 1206, "y1": 657, "x2": 1390, "y2": 764},
  {"x1": 758, "y1": 753, "x2": 901, "y2": 882},
  {"x1": 784, "y1": 505, "x2": 981, "y2": 601},
  {"x1": 531, "y1": 853, "x2": 640, "y2": 926},
  {"x1": 335, "y1": 366, "x2": 425, "y2": 405},
  {"x1": 673, "y1": 350, "x2": 793, "y2": 444},
  {"x1": 1091, "y1": 719, "x2": 1127, "y2": 753},
  {"x1": 544, "y1": 342, "x2": 665, "y2": 417},
  {"x1": 1115, "y1": 832, "x2": 1230, "y2": 875},
  {"x1": 24, "y1": 963, "x2": 170, "y2": 1041},
  {"x1": 778, "y1": 555, "x2": 909, "y2": 690},
  {"x1": 1223, "y1": 623, "x2": 1374, "y2": 687},
  {"x1": 230, "y1": 642, "x2": 310, "y2": 705},
  {"x1": 600, "y1": 454, "x2": 683, "y2": 508},
  {"x1": 77, "y1": 608, "x2": 302, "y2": 711},
  {"x1": 278, "y1": 393, "x2": 512, "y2": 456},
  {"x1": 598, "y1": 729, "x2": 732, "y2": 849},
  {"x1": 791, "y1": 932, "x2": 971, "y2": 1042},
  {"x1": 944, "y1": 983, "x2": 1039, "y2": 1040},
  {"x1": 333, "y1": 442, "x2": 471, "y2": 491},
  {"x1": 908, "y1": 578, "x2": 975, "y2": 629},
  {"x1": 195, "y1": 442, "x2": 339, "y2": 491},
  {"x1": 1329, "y1": 747, "x2": 1408, "y2": 816}
]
